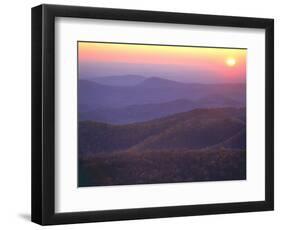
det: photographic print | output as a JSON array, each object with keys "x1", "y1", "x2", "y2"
[
  {"x1": 32, "y1": 5, "x2": 274, "y2": 224},
  {"x1": 78, "y1": 41, "x2": 247, "y2": 187}
]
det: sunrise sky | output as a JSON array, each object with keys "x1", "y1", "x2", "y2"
[{"x1": 78, "y1": 42, "x2": 246, "y2": 84}]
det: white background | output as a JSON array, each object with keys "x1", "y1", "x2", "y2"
[
  {"x1": 56, "y1": 18, "x2": 265, "y2": 212},
  {"x1": 0, "y1": 0, "x2": 279, "y2": 229}
]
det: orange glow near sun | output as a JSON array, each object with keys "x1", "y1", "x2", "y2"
[{"x1": 226, "y1": 57, "x2": 237, "y2": 67}]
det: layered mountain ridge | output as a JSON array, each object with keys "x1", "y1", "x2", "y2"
[{"x1": 79, "y1": 107, "x2": 246, "y2": 156}]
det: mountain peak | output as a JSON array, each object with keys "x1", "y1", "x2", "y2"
[
  {"x1": 88, "y1": 74, "x2": 146, "y2": 86},
  {"x1": 138, "y1": 77, "x2": 184, "y2": 88}
]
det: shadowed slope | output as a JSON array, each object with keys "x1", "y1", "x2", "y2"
[{"x1": 79, "y1": 107, "x2": 246, "y2": 155}]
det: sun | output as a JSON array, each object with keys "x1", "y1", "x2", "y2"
[{"x1": 225, "y1": 57, "x2": 236, "y2": 67}]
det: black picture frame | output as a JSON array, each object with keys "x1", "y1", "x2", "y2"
[{"x1": 31, "y1": 4, "x2": 274, "y2": 225}]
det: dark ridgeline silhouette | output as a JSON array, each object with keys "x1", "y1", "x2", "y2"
[{"x1": 78, "y1": 75, "x2": 246, "y2": 187}]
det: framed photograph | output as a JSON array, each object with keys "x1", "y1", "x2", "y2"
[{"x1": 31, "y1": 4, "x2": 274, "y2": 225}]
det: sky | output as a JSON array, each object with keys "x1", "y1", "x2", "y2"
[{"x1": 78, "y1": 41, "x2": 246, "y2": 84}]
